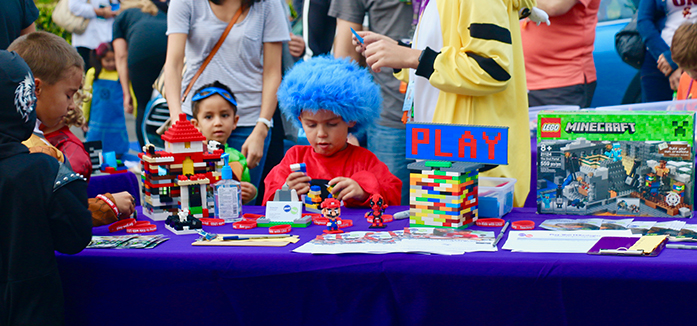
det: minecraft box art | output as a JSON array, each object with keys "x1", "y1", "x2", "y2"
[{"x1": 537, "y1": 111, "x2": 695, "y2": 218}]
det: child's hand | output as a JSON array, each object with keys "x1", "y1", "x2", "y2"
[
  {"x1": 81, "y1": 125, "x2": 89, "y2": 133},
  {"x1": 286, "y1": 172, "x2": 311, "y2": 195},
  {"x1": 329, "y1": 177, "x2": 368, "y2": 202},
  {"x1": 657, "y1": 54, "x2": 672, "y2": 76},
  {"x1": 111, "y1": 191, "x2": 135, "y2": 219},
  {"x1": 240, "y1": 182, "x2": 257, "y2": 204}
]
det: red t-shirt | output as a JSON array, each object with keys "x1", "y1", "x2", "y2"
[
  {"x1": 521, "y1": 0, "x2": 601, "y2": 90},
  {"x1": 263, "y1": 144, "x2": 402, "y2": 207},
  {"x1": 44, "y1": 126, "x2": 92, "y2": 182}
]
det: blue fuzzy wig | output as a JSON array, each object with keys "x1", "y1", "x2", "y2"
[{"x1": 277, "y1": 56, "x2": 382, "y2": 137}]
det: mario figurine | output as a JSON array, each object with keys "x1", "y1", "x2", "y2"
[
  {"x1": 321, "y1": 197, "x2": 343, "y2": 234},
  {"x1": 366, "y1": 194, "x2": 388, "y2": 229}
]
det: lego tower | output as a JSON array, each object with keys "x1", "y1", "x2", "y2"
[
  {"x1": 408, "y1": 161, "x2": 482, "y2": 228},
  {"x1": 140, "y1": 114, "x2": 223, "y2": 221}
]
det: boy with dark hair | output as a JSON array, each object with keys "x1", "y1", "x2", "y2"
[
  {"x1": 264, "y1": 56, "x2": 401, "y2": 206},
  {"x1": 9, "y1": 31, "x2": 136, "y2": 225},
  {"x1": 671, "y1": 23, "x2": 697, "y2": 100},
  {"x1": 190, "y1": 80, "x2": 258, "y2": 204},
  {"x1": 0, "y1": 49, "x2": 92, "y2": 326}
]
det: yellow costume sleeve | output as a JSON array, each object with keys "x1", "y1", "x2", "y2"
[
  {"x1": 394, "y1": 69, "x2": 409, "y2": 83},
  {"x1": 427, "y1": 0, "x2": 516, "y2": 97},
  {"x1": 82, "y1": 68, "x2": 95, "y2": 122}
]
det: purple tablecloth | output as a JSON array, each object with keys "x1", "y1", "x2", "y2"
[
  {"x1": 57, "y1": 206, "x2": 697, "y2": 326},
  {"x1": 86, "y1": 172, "x2": 141, "y2": 206}
]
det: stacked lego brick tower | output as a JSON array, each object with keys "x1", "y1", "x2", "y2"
[
  {"x1": 140, "y1": 114, "x2": 222, "y2": 221},
  {"x1": 408, "y1": 161, "x2": 482, "y2": 228}
]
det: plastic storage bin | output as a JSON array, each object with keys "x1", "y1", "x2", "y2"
[{"x1": 478, "y1": 177, "x2": 517, "y2": 218}]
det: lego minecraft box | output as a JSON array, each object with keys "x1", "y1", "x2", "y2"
[{"x1": 537, "y1": 111, "x2": 695, "y2": 218}]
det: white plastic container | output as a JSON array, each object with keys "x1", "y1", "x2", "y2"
[{"x1": 478, "y1": 177, "x2": 517, "y2": 218}]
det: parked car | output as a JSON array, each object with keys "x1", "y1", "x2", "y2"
[{"x1": 591, "y1": 0, "x2": 641, "y2": 107}]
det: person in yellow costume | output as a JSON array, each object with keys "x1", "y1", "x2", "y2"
[{"x1": 353, "y1": 0, "x2": 548, "y2": 207}]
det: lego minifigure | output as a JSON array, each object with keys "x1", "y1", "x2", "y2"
[
  {"x1": 321, "y1": 198, "x2": 343, "y2": 234},
  {"x1": 541, "y1": 194, "x2": 551, "y2": 209},
  {"x1": 604, "y1": 143, "x2": 622, "y2": 162},
  {"x1": 365, "y1": 194, "x2": 388, "y2": 229},
  {"x1": 643, "y1": 173, "x2": 660, "y2": 200},
  {"x1": 555, "y1": 185, "x2": 565, "y2": 209},
  {"x1": 673, "y1": 182, "x2": 686, "y2": 199},
  {"x1": 655, "y1": 160, "x2": 670, "y2": 178},
  {"x1": 166, "y1": 208, "x2": 203, "y2": 234}
]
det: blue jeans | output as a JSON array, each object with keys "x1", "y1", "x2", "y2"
[
  {"x1": 226, "y1": 126, "x2": 272, "y2": 190},
  {"x1": 641, "y1": 51, "x2": 673, "y2": 102},
  {"x1": 367, "y1": 124, "x2": 414, "y2": 205}
]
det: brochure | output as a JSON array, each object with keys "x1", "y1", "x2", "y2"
[{"x1": 502, "y1": 230, "x2": 634, "y2": 253}]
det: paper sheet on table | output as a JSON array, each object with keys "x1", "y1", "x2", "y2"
[{"x1": 502, "y1": 230, "x2": 635, "y2": 253}]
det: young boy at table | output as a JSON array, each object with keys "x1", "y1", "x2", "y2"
[
  {"x1": 189, "y1": 81, "x2": 257, "y2": 204},
  {"x1": 44, "y1": 98, "x2": 93, "y2": 183},
  {"x1": 0, "y1": 50, "x2": 92, "y2": 326},
  {"x1": 264, "y1": 56, "x2": 402, "y2": 207},
  {"x1": 8, "y1": 31, "x2": 135, "y2": 225},
  {"x1": 672, "y1": 23, "x2": 697, "y2": 101}
]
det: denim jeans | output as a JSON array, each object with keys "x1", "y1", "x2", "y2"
[
  {"x1": 226, "y1": 126, "x2": 272, "y2": 190},
  {"x1": 367, "y1": 124, "x2": 414, "y2": 205},
  {"x1": 640, "y1": 51, "x2": 673, "y2": 102}
]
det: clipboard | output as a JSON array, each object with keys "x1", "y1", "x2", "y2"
[{"x1": 587, "y1": 235, "x2": 667, "y2": 256}]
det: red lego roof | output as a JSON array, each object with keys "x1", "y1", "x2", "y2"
[{"x1": 161, "y1": 113, "x2": 206, "y2": 143}]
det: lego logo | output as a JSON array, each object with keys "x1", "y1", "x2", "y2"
[
  {"x1": 540, "y1": 117, "x2": 562, "y2": 138},
  {"x1": 541, "y1": 123, "x2": 560, "y2": 132}
]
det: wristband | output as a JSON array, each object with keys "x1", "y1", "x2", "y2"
[
  {"x1": 233, "y1": 220, "x2": 257, "y2": 229},
  {"x1": 108, "y1": 218, "x2": 135, "y2": 232},
  {"x1": 200, "y1": 218, "x2": 226, "y2": 226},
  {"x1": 476, "y1": 218, "x2": 505, "y2": 227},
  {"x1": 97, "y1": 194, "x2": 120, "y2": 218},
  {"x1": 313, "y1": 217, "x2": 329, "y2": 226},
  {"x1": 256, "y1": 117, "x2": 273, "y2": 129},
  {"x1": 126, "y1": 223, "x2": 157, "y2": 233},
  {"x1": 512, "y1": 220, "x2": 535, "y2": 230},
  {"x1": 337, "y1": 218, "x2": 353, "y2": 228},
  {"x1": 269, "y1": 224, "x2": 292, "y2": 234},
  {"x1": 242, "y1": 213, "x2": 265, "y2": 221}
]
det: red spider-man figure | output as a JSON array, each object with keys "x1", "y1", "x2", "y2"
[{"x1": 365, "y1": 194, "x2": 388, "y2": 229}]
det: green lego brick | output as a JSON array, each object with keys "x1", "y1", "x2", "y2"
[
  {"x1": 189, "y1": 206, "x2": 203, "y2": 215},
  {"x1": 425, "y1": 161, "x2": 452, "y2": 168},
  {"x1": 256, "y1": 220, "x2": 312, "y2": 228}
]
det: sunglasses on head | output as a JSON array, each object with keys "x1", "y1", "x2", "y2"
[{"x1": 192, "y1": 87, "x2": 237, "y2": 106}]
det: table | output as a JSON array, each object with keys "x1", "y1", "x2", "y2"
[{"x1": 57, "y1": 206, "x2": 697, "y2": 326}]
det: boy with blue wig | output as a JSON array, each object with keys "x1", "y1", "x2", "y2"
[{"x1": 263, "y1": 56, "x2": 402, "y2": 207}]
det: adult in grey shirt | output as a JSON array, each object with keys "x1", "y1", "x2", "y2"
[
  {"x1": 329, "y1": 0, "x2": 413, "y2": 205},
  {"x1": 164, "y1": 0, "x2": 289, "y2": 188}
]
